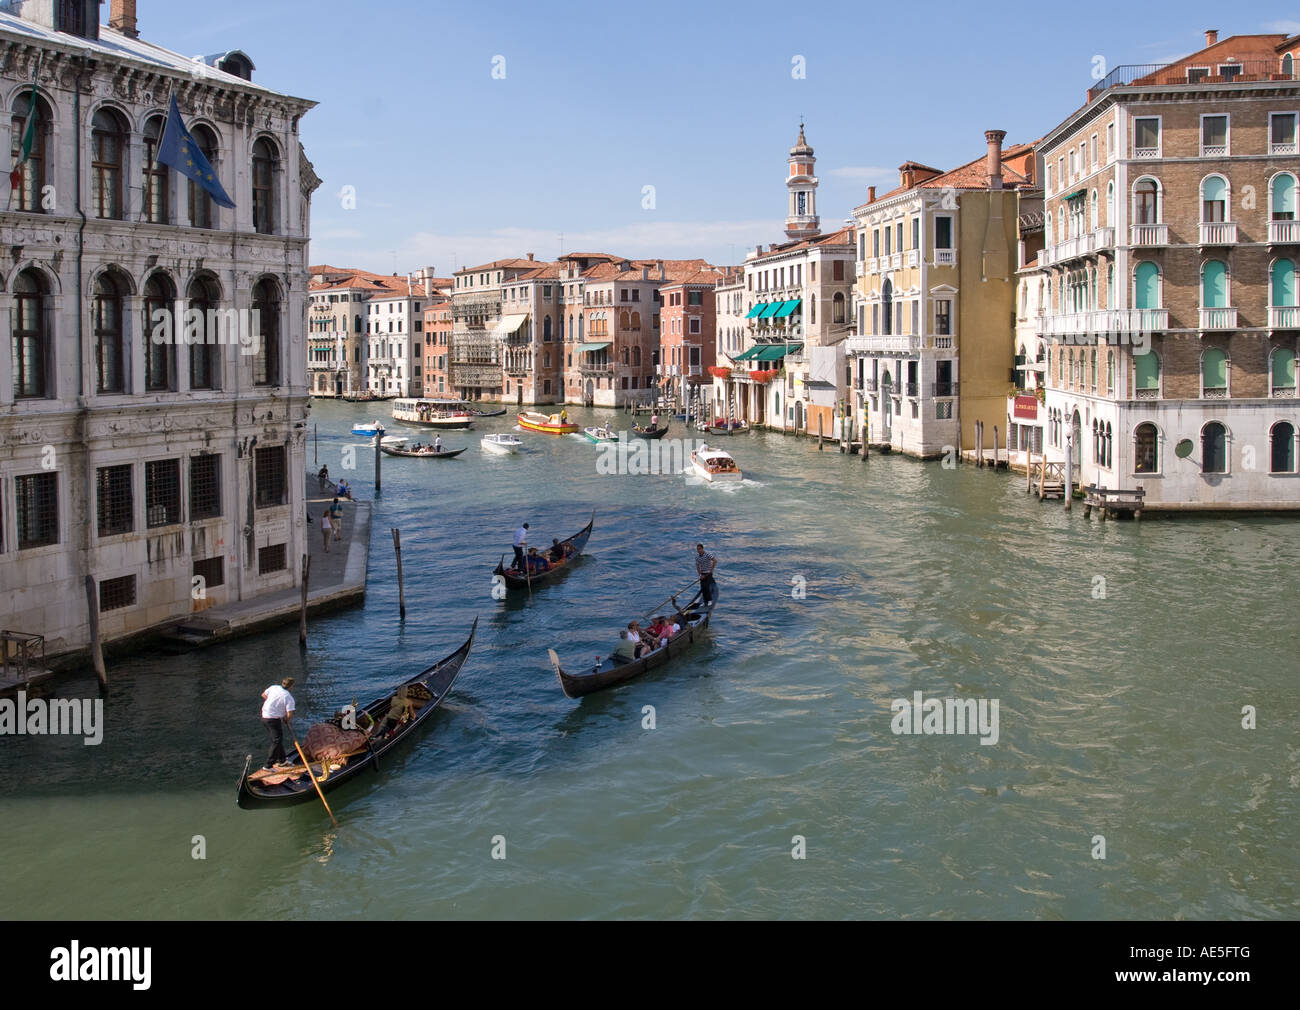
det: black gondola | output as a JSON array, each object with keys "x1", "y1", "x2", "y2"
[
  {"x1": 549, "y1": 587, "x2": 716, "y2": 698},
  {"x1": 632, "y1": 423, "x2": 670, "y2": 440},
  {"x1": 236, "y1": 619, "x2": 477, "y2": 808},
  {"x1": 379, "y1": 445, "x2": 467, "y2": 458},
  {"x1": 493, "y1": 511, "x2": 594, "y2": 591}
]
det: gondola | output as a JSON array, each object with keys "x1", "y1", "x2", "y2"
[
  {"x1": 631, "y1": 423, "x2": 669, "y2": 440},
  {"x1": 548, "y1": 586, "x2": 716, "y2": 698},
  {"x1": 493, "y1": 511, "x2": 594, "y2": 591},
  {"x1": 379, "y1": 444, "x2": 467, "y2": 458},
  {"x1": 236, "y1": 619, "x2": 477, "y2": 808},
  {"x1": 705, "y1": 419, "x2": 750, "y2": 434}
]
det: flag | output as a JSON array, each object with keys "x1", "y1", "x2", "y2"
[
  {"x1": 157, "y1": 94, "x2": 235, "y2": 209},
  {"x1": 9, "y1": 55, "x2": 42, "y2": 192}
]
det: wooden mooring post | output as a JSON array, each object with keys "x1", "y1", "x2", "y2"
[
  {"x1": 83, "y1": 575, "x2": 108, "y2": 691},
  {"x1": 817, "y1": 413, "x2": 824, "y2": 450},
  {"x1": 862, "y1": 421, "x2": 869, "y2": 461},
  {"x1": 374, "y1": 434, "x2": 382, "y2": 496},
  {"x1": 299, "y1": 553, "x2": 310, "y2": 649},
  {"x1": 392, "y1": 528, "x2": 406, "y2": 620}
]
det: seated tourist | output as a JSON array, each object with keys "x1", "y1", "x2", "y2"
[
  {"x1": 526, "y1": 547, "x2": 550, "y2": 573},
  {"x1": 612, "y1": 624, "x2": 640, "y2": 662},
  {"x1": 549, "y1": 538, "x2": 565, "y2": 564},
  {"x1": 647, "y1": 617, "x2": 672, "y2": 647}
]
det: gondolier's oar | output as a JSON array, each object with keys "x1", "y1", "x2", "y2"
[
  {"x1": 638, "y1": 579, "x2": 701, "y2": 622},
  {"x1": 289, "y1": 726, "x2": 338, "y2": 827}
]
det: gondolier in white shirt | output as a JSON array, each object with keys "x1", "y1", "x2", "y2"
[
  {"x1": 513, "y1": 522, "x2": 530, "y2": 570},
  {"x1": 695, "y1": 543, "x2": 717, "y2": 603},
  {"x1": 260, "y1": 677, "x2": 296, "y2": 770}
]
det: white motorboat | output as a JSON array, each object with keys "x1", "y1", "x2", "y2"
[
  {"x1": 379, "y1": 435, "x2": 409, "y2": 448},
  {"x1": 352, "y1": 421, "x2": 385, "y2": 437},
  {"x1": 690, "y1": 445, "x2": 742, "y2": 483},
  {"x1": 481, "y1": 433, "x2": 523, "y2": 455}
]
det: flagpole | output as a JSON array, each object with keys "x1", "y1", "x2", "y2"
[{"x1": 7, "y1": 51, "x2": 43, "y2": 214}]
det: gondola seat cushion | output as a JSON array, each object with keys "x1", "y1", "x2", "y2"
[{"x1": 303, "y1": 723, "x2": 370, "y2": 763}]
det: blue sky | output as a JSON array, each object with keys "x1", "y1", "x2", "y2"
[{"x1": 145, "y1": 0, "x2": 1291, "y2": 274}]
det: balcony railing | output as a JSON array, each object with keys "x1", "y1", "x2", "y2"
[
  {"x1": 934, "y1": 249, "x2": 956, "y2": 266},
  {"x1": 905, "y1": 382, "x2": 919, "y2": 397},
  {"x1": 867, "y1": 257, "x2": 879, "y2": 273},
  {"x1": 906, "y1": 249, "x2": 919, "y2": 267},
  {"x1": 1200, "y1": 144, "x2": 1228, "y2": 157},
  {"x1": 933, "y1": 336, "x2": 953, "y2": 349},
  {"x1": 1134, "y1": 387, "x2": 1160, "y2": 400},
  {"x1": 1269, "y1": 305, "x2": 1300, "y2": 328},
  {"x1": 890, "y1": 252, "x2": 903, "y2": 269},
  {"x1": 861, "y1": 379, "x2": 877, "y2": 392},
  {"x1": 1199, "y1": 221, "x2": 1238, "y2": 245},
  {"x1": 1269, "y1": 220, "x2": 1300, "y2": 244},
  {"x1": 847, "y1": 334, "x2": 923, "y2": 354},
  {"x1": 1038, "y1": 307, "x2": 1168, "y2": 336},
  {"x1": 1088, "y1": 60, "x2": 1297, "y2": 102},
  {"x1": 1271, "y1": 385, "x2": 1297, "y2": 397},
  {"x1": 932, "y1": 381, "x2": 958, "y2": 397},
  {"x1": 580, "y1": 363, "x2": 614, "y2": 375},
  {"x1": 1088, "y1": 226, "x2": 1115, "y2": 253},
  {"x1": 1200, "y1": 307, "x2": 1238, "y2": 329},
  {"x1": 1202, "y1": 386, "x2": 1228, "y2": 398},
  {"x1": 855, "y1": 261, "x2": 865, "y2": 278},
  {"x1": 1131, "y1": 223, "x2": 1168, "y2": 246}
]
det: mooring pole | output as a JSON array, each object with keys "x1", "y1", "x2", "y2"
[
  {"x1": 817, "y1": 412, "x2": 824, "y2": 450},
  {"x1": 374, "y1": 435, "x2": 382, "y2": 496},
  {"x1": 299, "y1": 553, "x2": 310, "y2": 649},
  {"x1": 392, "y1": 528, "x2": 406, "y2": 620},
  {"x1": 84, "y1": 575, "x2": 107, "y2": 692},
  {"x1": 314, "y1": 423, "x2": 318, "y2": 468},
  {"x1": 862, "y1": 421, "x2": 869, "y2": 461}
]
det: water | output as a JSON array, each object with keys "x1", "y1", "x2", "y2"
[{"x1": 2, "y1": 399, "x2": 1297, "y2": 920}]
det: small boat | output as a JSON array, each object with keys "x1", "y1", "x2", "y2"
[
  {"x1": 412, "y1": 398, "x2": 507, "y2": 418},
  {"x1": 632, "y1": 423, "x2": 669, "y2": 440},
  {"x1": 518, "y1": 410, "x2": 579, "y2": 435},
  {"x1": 581, "y1": 425, "x2": 618, "y2": 443},
  {"x1": 549, "y1": 587, "x2": 716, "y2": 698},
  {"x1": 236, "y1": 620, "x2": 477, "y2": 809},
  {"x1": 482, "y1": 433, "x2": 523, "y2": 454},
  {"x1": 380, "y1": 443, "x2": 467, "y2": 458},
  {"x1": 690, "y1": 445, "x2": 742, "y2": 483},
  {"x1": 706, "y1": 419, "x2": 750, "y2": 434},
  {"x1": 352, "y1": 421, "x2": 385, "y2": 437},
  {"x1": 379, "y1": 435, "x2": 409, "y2": 448},
  {"x1": 493, "y1": 511, "x2": 594, "y2": 591},
  {"x1": 392, "y1": 398, "x2": 475, "y2": 429}
]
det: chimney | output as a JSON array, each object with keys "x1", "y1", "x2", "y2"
[
  {"x1": 900, "y1": 165, "x2": 914, "y2": 188},
  {"x1": 641, "y1": 265, "x2": 649, "y2": 280},
  {"x1": 527, "y1": 252, "x2": 534, "y2": 261},
  {"x1": 1205, "y1": 29, "x2": 1218, "y2": 47},
  {"x1": 985, "y1": 130, "x2": 1006, "y2": 190},
  {"x1": 109, "y1": 0, "x2": 139, "y2": 38},
  {"x1": 868, "y1": 185, "x2": 877, "y2": 203},
  {"x1": 424, "y1": 277, "x2": 431, "y2": 298}
]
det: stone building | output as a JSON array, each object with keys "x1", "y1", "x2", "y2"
[{"x1": 0, "y1": 0, "x2": 317, "y2": 656}]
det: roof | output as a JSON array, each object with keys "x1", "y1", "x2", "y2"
[
  {"x1": 1133, "y1": 33, "x2": 1289, "y2": 86},
  {"x1": 854, "y1": 142, "x2": 1038, "y2": 211},
  {"x1": 457, "y1": 257, "x2": 544, "y2": 275},
  {"x1": 751, "y1": 227, "x2": 854, "y2": 262}
]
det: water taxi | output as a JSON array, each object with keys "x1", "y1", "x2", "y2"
[
  {"x1": 482, "y1": 433, "x2": 523, "y2": 455},
  {"x1": 518, "y1": 410, "x2": 578, "y2": 435},
  {"x1": 690, "y1": 445, "x2": 742, "y2": 483},
  {"x1": 581, "y1": 424, "x2": 618, "y2": 443},
  {"x1": 391, "y1": 398, "x2": 476, "y2": 429},
  {"x1": 352, "y1": 420, "x2": 386, "y2": 437}
]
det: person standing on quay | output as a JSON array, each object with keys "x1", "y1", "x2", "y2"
[
  {"x1": 320, "y1": 508, "x2": 332, "y2": 552},
  {"x1": 330, "y1": 496, "x2": 344, "y2": 541},
  {"x1": 513, "y1": 521, "x2": 529, "y2": 570},
  {"x1": 261, "y1": 677, "x2": 296, "y2": 770},
  {"x1": 695, "y1": 543, "x2": 717, "y2": 603}
]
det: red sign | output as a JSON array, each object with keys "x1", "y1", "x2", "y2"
[{"x1": 1013, "y1": 395, "x2": 1038, "y2": 420}]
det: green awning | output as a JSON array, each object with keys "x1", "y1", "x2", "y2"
[
  {"x1": 731, "y1": 347, "x2": 764, "y2": 362},
  {"x1": 744, "y1": 303, "x2": 766, "y2": 319},
  {"x1": 575, "y1": 342, "x2": 610, "y2": 353},
  {"x1": 753, "y1": 342, "x2": 802, "y2": 361},
  {"x1": 773, "y1": 299, "x2": 802, "y2": 318},
  {"x1": 758, "y1": 302, "x2": 783, "y2": 319},
  {"x1": 1063, "y1": 189, "x2": 1086, "y2": 201}
]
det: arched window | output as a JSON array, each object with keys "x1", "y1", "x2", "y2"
[
  {"x1": 10, "y1": 90, "x2": 50, "y2": 213},
  {"x1": 1271, "y1": 258, "x2": 1296, "y2": 306},
  {"x1": 188, "y1": 124, "x2": 219, "y2": 228},
  {"x1": 632, "y1": 346, "x2": 641, "y2": 367},
  {"x1": 621, "y1": 347, "x2": 629, "y2": 365},
  {"x1": 1089, "y1": 348, "x2": 1097, "y2": 391},
  {"x1": 252, "y1": 138, "x2": 279, "y2": 235},
  {"x1": 188, "y1": 274, "x2": 221, "y2": 390},
  {"x1": 252, "y1": 278, "x2": 281, "y2": 386},
  {"x1": 1104, "y1": 422, "x2": 1113, "y2": 468},
  {"x1": 1106, "y1": 263, "x2": 1115, "y2": 308},
  {"x1": 1201, "y1": 421, "x2": 1227, "y2": 473},
  {"x1": 832, "y1": 292, "x2": 846, "y2": 325},
  {"x1": 1092, "y1": 418, "x2": 1100, "y2": 462},
  {"x1": 1046, "y1": 212, "x2": 1052, "y2": 243},
  {"x1": 1106, "y1": 181, "x2": 1115, "y2": 227},
  {"x1": 1135, "y1": 261, "x2": 1160, "y2": 309},
  {"x1": 630, "y1": 312, "x2": 641, "y2": 330},
  {"x1": 1107, "y1": 350, "x2": 1115, "y2": 394},
  {"x1": 143, "y1": 274, "x2": 176, "y2": 391},
  {"x1": 1090, "y1": 189, "x2": 1099, "y2": 230},
  {"x1": 1134, "y1": 422, "x2": 1159, "y2": 473},
  {"x1": 881, "y1": 280, "x2": 892, "y2": 335},
  {"x1": 1134, "y1": 350, "x2": 1160, "y2": 398},
  {"x1": 1202, "y1": 259, "x2": 1228, "y2": 308},
  {"x1": 1201, "y1": 347, "x2": 1228, "y2": 396},
  {"x1": 1271, "y1": 347, "x2": 1296, "y2": 394},
  {"x1": 1285, "y1": 53, "x2": 1296, "y2": 77},
  {"x1": 91, "y1": 108, "x2": 128, "y2": 220},
  {"x1": 93, "y1": 272, "x2": 125, "y2": 393},
  {"x1": 1271, "y1": 173, "x2": 1296, "y2": 221},
  {"x1": 12, "y1": 268, "x2": 49, "y2": 398},
  {"x1": 1134, "y1": 179, "x2": 1159, "y2": 224},
  {"x1": 143, "y1": 114, "x2": 169, "y2": 224},
  {"x1": 619, "y1": 310, "x2": 630, "y2": 330},
  {"x1": 354, "y1": 314, "x2": 362, "y2": 334},
  {"x1": 1201, "y1": 175, "x2": 1227, "y2": 223},
  {"x1": 1271, "y1": 421, "x2": 1296, "y2": 473}
]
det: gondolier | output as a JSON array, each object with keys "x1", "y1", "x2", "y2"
[
  {"x1": 695, "y1": 543, "x2": 717, "y2": 603},
  {"x1": 260, "y1": 677, "x2": 296, "y2": 770},
  {"x1": 513, "y1": 522, "x2": 529, "y2": 569}
]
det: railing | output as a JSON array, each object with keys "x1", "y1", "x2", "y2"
[
  {"x1": 1039, "y1": 307, "x2": 1168, "y2": 335},
  {"x1": 905, "y1": 382, "x2": 919, "y2": 397},
  {"x1": 1131, "y1": 223, "x2": 1168, "y2": 246},
  {"x1": 890, "y1": 252, "x2": 902, "y2": 270},
  {"x1": 1272, "y1": 141, "x2": 1300, "y2": 155},
  {"x1": 1202, "y1": 386, "x2": 1228, "y2": 398},
  {"x1": 1269, "y1": 306, "x2": 1300, "y2": 328},
  {"x1": 1200, "y1": 144, "x2": 1228, "y2": 157},
  {"x1": 1271, "y1": 385, "x2": 1297, "y2": 397},
  {"x1": 1088, "y1": 60, "x2": 1296, "y2": 101},
  {"x1": 1269, "y1": 220, "x2": 1300, "y2": 244},
  {"x1": 933, "y1": 336, "x2": 953, "y2": 349},
  {"x1": 861, "y1": 379, "x2": 877, "y2": 392},
  {"x1": 1199, "y1": 221, "x2": 1238, "y2": 245},
  {"x1": 1134, "y1": 146, "x2": 1160, "y2": 159},
  {"x1": 906, "y1": 249, "x2": 919, "y2": 267},
  {"x1": 1088, "y1": 226, "x2": 1115, "y2": 253},
  {"x1": 580, "y1": 363, "x2": 614, "y2": 375},
  {"x1": 847, "y1": 334, "x2": 922, "y2": 354},
  {"x1": 934, "y1": 249, "x2": 956, "y2": 266},
  {"x1": 1200, "y1": 307, "x2": 1238, "y2": 329},
  {"x1": 1134, "y1": 387, "x2": 1160, "y2": 400},
  {"x1": 932, "y1": 381, "x2": 958, "y2": 397},
  {"x1": 688, "y1": 365, "x2": 702, "y2": 376}
]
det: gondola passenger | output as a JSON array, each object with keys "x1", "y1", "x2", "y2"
[
  {"x1": 549, "y1": 538, "x2": 565, "y2": 564},
  {"x1": 526, "y1": 547, "x2": 549, "y2": 573}
]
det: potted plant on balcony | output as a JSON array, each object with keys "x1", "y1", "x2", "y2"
[{"x1": 1035, "y1": 386, "x2": 1046, "y2": 403}]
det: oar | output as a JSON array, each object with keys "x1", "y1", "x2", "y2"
[
  {"x1": 639, "y1": 579, "x2": 702, "y2": 622},
  {"x1": 288, "y1": 725, "x2": 338, "y2": 827}
]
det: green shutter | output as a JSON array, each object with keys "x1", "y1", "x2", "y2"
[
  {"x1": 1202, "y1": 260, "x2": 1227, "y2": 308},
  {"x1": 1273, "y1": 348, "x2": 1296, "y2": 387},
  {"x1": 1273, "y1": 174, "x2": 1296, "y2": 216},
  {"x1": 1272, "y1": 259, "x2": 1296, "y2": 307},
  {"x1": 1135, "y1": 262, "x2": 1159, "y2": 309},
  {"x1": 1202, "y1": 175, "x2": 1227, "y2": 204},
  {"x1": 1134, "y1": 351, "x2": 1160, "y2": 390},
  {"x1": 1202, "y1": 348, "x2": 1227, "y2": 388}
]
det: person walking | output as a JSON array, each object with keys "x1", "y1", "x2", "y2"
[
  {"x1": 260, "y1": 677, "x2": 296, "y2": 770},
  {"x1": 695, "y1": 542, "x2": 717, "y2": 603},
  {"x1": 320, "y1": 508, "x2": 332, "y2": 552},
  {"x1": 513, "y1": 522, "x2": 529, "y2": 570},
  {"x1": 329, "y1": 496, "x2": 344, "y2": 541}
]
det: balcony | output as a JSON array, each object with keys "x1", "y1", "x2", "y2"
[
  {"x1": 847, "y1": 334, "x2": 923, "y2": 354},
  {"x1": 1088, "y1": 226, "x2": 1115, "y2": 253},
  {"x1": 1088, "y1": 59, "x2": 1297, "y2": 102},
  {"x1": 932, "y1": 381, "x2": 959, "y2": 397},
  {"x1": 934, "y1": 249, "x2": 956, "y2": 266},
  {"x1": 1269, "y1": 220, "x2": 1300, "y2": 244},
  {"x1": 1133, "y1": 146, "x2": 1160, "y2": 160},
  {"x1": 1039, "y1": 307, "x2": 1168, "y2": 337},
  {"x1": 905, "y1": 382, "x2": 919, "y2": 397},
  {"x1": 580, "y1": 362, "x2": 614, "y2": 375},
  {"x1": 1199, "y1": 221, "x2": 1238, "y2": 245},
  {"x1": 688, "y1": 365, "x2": 702, "y2": 377},
  {"x1": 861, "y1": 378, "x2": 877, "y2": 392},
  {"x1": 906, "y1": 249, "x2": 919, "y2": 267},
  {"x1": 867, "y1": 257, "x2": 879, "y2": 273},
  {"x1": 1202, "y1": 385, "x2": 1228, "y2": 399},
  {"x1": 933, "y1": 336, "x2": 953, "y2": 349},
  {"x1": 1269, "y1": 306, "x2": 1300, "y2": 329},
  {"x1": 1131, "y1": 223, "x2": 1168, "y2": 246},
  {"x1": 890, "y1": 252, "x2": 903, "y2": 270},
  {"x1": 854, "y1": 261, "x2": 865, "y2": 278},
  {"x1": 1200, "y1": 307, "x2": 1238, "y2": 330}
]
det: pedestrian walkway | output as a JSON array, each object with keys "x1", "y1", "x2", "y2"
[{"x1": 157, "y1": 474, "x2": 370, "y2": 650}]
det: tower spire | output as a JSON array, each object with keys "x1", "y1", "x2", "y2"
[{"x1": 785, "y1": 122, "x2": 819, "y2": 241}]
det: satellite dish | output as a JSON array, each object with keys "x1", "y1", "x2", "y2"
[{"x1": 1174, "y1": 438, "x2": 1195, "y2": 459}]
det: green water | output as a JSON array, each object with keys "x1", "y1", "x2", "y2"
[{"x1": 2, "y1": 400, "x2": 1296, "y2": 920}]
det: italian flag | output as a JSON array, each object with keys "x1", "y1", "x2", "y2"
[{"x1": 9, "y1": 59, "x2": 40, "y2": 192}]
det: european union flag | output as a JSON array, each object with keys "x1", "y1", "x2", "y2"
[{"x1": 157, "y1": 94, "x2": 235, "y2": 209}]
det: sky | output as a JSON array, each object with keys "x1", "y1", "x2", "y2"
[{"x1": 142, "y1": 0, "x2": 1293, "y2": 276}]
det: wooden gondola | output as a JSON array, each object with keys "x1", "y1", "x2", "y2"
[
  {"x1": 631, "y1": 423, "x2": 670, "y2": 440},
  {"x1": 548, "y1": 587, "x2": 716, "y2": 698},
  {"x1": 236, "y1": 619, "x2": 477, "y2": 808},
  {"x1": 379, "y1": 444, "x2": 467, "y2": 458},
  {"x1": 493, "y1": 511, "x2": 594, "y2": 591}
]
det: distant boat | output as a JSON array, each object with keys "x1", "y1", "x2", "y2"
[
  {"x1": 391, "y1": 398, "x2": 475, "y2": 429},
  {"x1": 690, "y1": 445, "x2": 742, "y2": 483},
  {"x1": 581, "y1": 425, "x2": 618, "y2": 443},
  {"x1": 481, "y1": 433, "x2": 523, "y2": 455},
  {"x1": 705, "y1": 419, "x2": 750, "y2": 434},
  {"x1": 420, "y1": 398, "x2": 507, "y2": 418},
  {"x1": 380, "y1": 443, "x2": 466, "y2": 459},
  {"x1": 518, "y1": 411, "x2": 578, "y2": 435},
  {"x1": 632, "y1": 423, "x2": 669, "y2": 440},
  {"x1": 352, "y1": 421, "x2": 385, "y2": 437}
]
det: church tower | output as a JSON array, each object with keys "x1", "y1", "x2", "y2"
[{"x1": 785, "y1": 122, "x2": 819, "y2": 241}]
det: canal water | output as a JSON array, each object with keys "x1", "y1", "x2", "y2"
[{"x1": 2, "y1": 398, "x2": 1296, "y2": 920}]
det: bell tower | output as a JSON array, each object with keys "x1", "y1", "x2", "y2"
[{"x1": 785, "y1": 122, "x2": 819, "y2": 241}]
